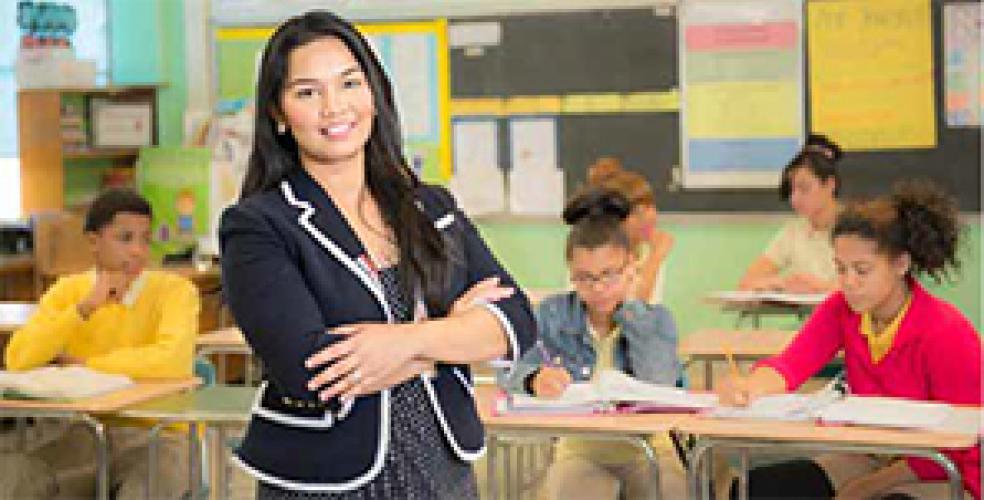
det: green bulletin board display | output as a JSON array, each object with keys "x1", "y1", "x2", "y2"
[
  {"x1": 215, "y1": 20, "x2": 452, "y2": 183},
  {"x1": 136, "y1": 147, "x2": 212, "y2": 257}
]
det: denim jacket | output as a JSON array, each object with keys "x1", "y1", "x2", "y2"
[{"x1": 506, "y1": 291, "x2": 681, "y2": 394}]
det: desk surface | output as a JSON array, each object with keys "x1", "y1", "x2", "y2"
[
  {"x1": 475, "y1": 385, "x2": 684, "y2": 435},
  {"x1": 0, "y1": 254, "x2": 34, "y2": 274},
  {"x1": 676, "y1": 410, "x2": 981, "y2": 450},
  {"x1": 680, "y1": 329, "x2": 796, "y2": 358},
  {"x1": 0, "y1": 302, "x2": 37, "y2": 334},
  {"x1": 0, "y1": 377, "x2": 200, "y2": 414},
  {"x1": 197, "y1": 328, "x2": 247, "y2": 349},
  {"x1": 117, "y1": 384, "x2": 254, "y2": 422}
]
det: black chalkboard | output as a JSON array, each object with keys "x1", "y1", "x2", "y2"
[{"x1": 449, "y1": 2, "x2": 981, "y2": 211}]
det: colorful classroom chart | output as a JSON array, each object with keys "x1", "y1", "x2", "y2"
[
  {"x1": 809, "y1": 0, "x2": 936, "y2": 150},
  {"x1": 136, "y1": 147, "x2": 212, "y2": 257},
  {"x1": 944, "y1": 3, "x2": 982, "y2": 128},
  {"x1": 680, "y1": 0, "x2": 804, "y2": 188},
  {"x1": 215, "y1": 20, "x2": 451, "y2": 182}
]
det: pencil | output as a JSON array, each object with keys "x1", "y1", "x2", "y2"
[{"x1": 724, "y1": 343, "x2": 740, "y2": 378}]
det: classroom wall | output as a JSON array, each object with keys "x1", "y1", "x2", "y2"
[
  {"x1": 477, "y1": 219, "x2": 983, "y2": 335},
  {"x1": 108, "y1": 0, "x2": 187, "y2": 147}
]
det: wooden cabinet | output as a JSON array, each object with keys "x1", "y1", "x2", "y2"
[{"x1": 17, "y1": 86, "x2": 159, "y2": 215}]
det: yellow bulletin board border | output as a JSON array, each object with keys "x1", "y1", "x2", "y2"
[{"x1": 215, "y1": 20, "x2": 452, "y2": 181}]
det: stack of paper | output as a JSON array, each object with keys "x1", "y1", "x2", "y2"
[
  {"x1": 0, "y1": 366, "x2": 134, "y2": 400},
  {"x1": 817, "y1": 396, "x2": 955, "y2": 430},
  {"x1": 503, "y1": 370, "x2": 718, "y2": 415},
  {"x1": 708, "y1": 290, "x2": 828, "y2": 306}
]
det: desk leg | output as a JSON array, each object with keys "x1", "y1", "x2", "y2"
[
  {"x1": 737, "y1": 449, "x2": 748, "y2": 500},
  {"x1": 78, "y1": 414, "x2": 109, "y2": 500},
  {"x1": 146, "y1": 423, "x2": 166, "y2": 499},
  {"x1": 925, "y1": 450, "x2": 964, "y2": 500},
  {"x1": 687, "y1": 439, "x2": 713, "y2": 500},
  {"x1": 629, "y1": 436, "x2": 661, "y2": 500},
  {"x1": 487, "y1": 434, "x2": 499, "y2": 500},
  {"x1": 704, "y1": 361, "x2": 713, "y2": 391},
  {"x1": 503, "y1": 440, "x2": 513, "y2": 499},
  {"x1": 215, "y1": 426, "x2": 229, "y2": 500},
  {"x1": 189, "y1": 421, "x2": 201, "y2": 499}
]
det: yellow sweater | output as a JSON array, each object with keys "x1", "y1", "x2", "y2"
[{"x1": 5, "y1": 270, "x2": 200, "y2": 379}]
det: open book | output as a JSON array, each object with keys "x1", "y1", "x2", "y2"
[
  {"x1": 0, "y1": 366, "x2": 134, "y2": 400},
  {"x1": 710, "y1": 392, "x2": 959, "y2": 431},
  {"x1": 503, "y1": 370, "x2": 719, "y2": 415}
]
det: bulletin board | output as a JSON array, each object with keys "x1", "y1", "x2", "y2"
[{"x1": 214, "y1": 20, "x2": 452, "y2": 182}]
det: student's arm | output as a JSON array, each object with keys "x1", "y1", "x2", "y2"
[
  {"x1": 738, "y1": 255, "x2": 782, "y2": 291},
  {"x1": 739, "y1": 223, "x2": 793, "y2": 291},
  {"x1": 717, "y1": 295, "x2": 845, "y2": 405},
  {"x1": 4, "y1": 278, "x2": 85, "y2": 371},
  {"x1": 84, "y1": 278, "x2": 199, "y2": 378},
  {"x1": 629, "y1": 230, "x2": 673, "y2": 302}
]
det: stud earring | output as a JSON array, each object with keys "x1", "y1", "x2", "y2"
[{"x1": 277, "y1": 122, "x2": 287, "y2": 135}]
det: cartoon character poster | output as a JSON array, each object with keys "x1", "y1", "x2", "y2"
[{"x1": 136, "y1": 147, "x2": 212, "y2": 258}]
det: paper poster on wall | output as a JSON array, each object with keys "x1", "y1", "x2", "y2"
[
  {"x1": 508, "y1": 118, "x2": 563, "y2": 216},
  {"x1": 809, "y1": 0, "x2": 935, "y2": 149},
  {"x1": 680, "y1": 0, "x2": 804, "y2": 189},
  {"x1": 944, "y1": 3, "x2": 982, "y2": 127},
  {"x1": 136, "y1": 147, "x2": 212, "y2": 257},
  {"x1": 449, "y1": 119, "x2": 505, "y2": 215}
]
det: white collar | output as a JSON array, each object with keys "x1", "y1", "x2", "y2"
[{"x1": 86, "y1": 269, "x2": 148, "y2": 307}]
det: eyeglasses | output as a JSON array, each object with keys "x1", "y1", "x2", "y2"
[{"x1": 570, "y1": 262, "x2": 629, "y2": 289}]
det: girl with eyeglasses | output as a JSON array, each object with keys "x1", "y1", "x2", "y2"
[{"x1": 507, "y1": 187, "x2": 685, "y2": 500}]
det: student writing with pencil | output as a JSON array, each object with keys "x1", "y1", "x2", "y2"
[
  {"x1": 718, "y1": 181, "x2": 981, "y2": 500},
  {"x1": 507, "y1": 187, "x2": 683, "y2": 500}
]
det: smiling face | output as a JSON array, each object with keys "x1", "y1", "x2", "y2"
[
  {"x1": 277, "y1": 36, "x2": 375, "y2": 168},
  {"x1": 834, "y1": 234, "x2": 910, "y2": 316}
]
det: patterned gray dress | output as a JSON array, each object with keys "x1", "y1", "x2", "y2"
[{"x1": 256, "y1": 267, "x2": 479, "y2": 499}]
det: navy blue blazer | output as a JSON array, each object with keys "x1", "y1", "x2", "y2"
[{"x1": 219, "y1": 168, "x2": 536, "y2": 491}]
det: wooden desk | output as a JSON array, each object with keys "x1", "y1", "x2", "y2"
[
  {"x1": 679, "y1": 329, "x2": 796, "y2": 390},
  {"x1": 0, "y1": 377, "x2": 200, "y2": 500},
  {"x1": 117, "y1": 384, "x2": 255, "y2": 500},
  {"x1": 196, "y1": 328, "x2": 257, "y2": 384},
  {"x1": 677, "y1": 410, "x2": 982, "y2": 500},
  {"x1": 0, "y1": 254, "x2": 35, "y2": 301},
  {"x1": 476, "y1": 385, "x2": 686, "y2": 500}
]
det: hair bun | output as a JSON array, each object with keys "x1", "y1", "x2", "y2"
[
  {"x1": 587, "y1": 157, "x2": 624, "y2": 186},
  {"x1": 562, "y1": 188, "x2": 631, "y2": 225},
  {"x1": 804, "y1": 133, "x2": 843, "y2": 162}
]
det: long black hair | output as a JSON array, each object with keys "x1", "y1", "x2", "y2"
[
  {"x1": 241, "y1": 11, "x2": 448, "y2": 311},
  {"x1": 780, "y1": 133, "x2": 843, "y2": 201},
  {"x1": 562, "y1": 188, "x2": 632, "y2": 260}
]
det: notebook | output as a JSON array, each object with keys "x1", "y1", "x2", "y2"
[
  {"x1": 502, "y1": 370, "x2": 718, "y2": 415},
  {"x1": 0, "y1": 366, "x2": 134, "y2": 400}
]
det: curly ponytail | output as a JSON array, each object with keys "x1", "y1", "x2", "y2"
[{"x1": 833, "y1": 180, "x2": 963, "y2": 283}]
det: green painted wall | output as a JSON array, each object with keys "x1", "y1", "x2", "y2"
[
  {"x1": 477, "y1": 220, "x2": 983, "y2": 337},
  {"x1": 109, "y1": 0, "x2": 185, "y2": 147}
]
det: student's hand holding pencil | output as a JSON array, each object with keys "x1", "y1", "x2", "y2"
[
  {"x1": 531, "y1": 366, "x2": 572, "y2": 398},
  {"x1": 715, "y1": 345, "x2": 787, "y2": 406}
]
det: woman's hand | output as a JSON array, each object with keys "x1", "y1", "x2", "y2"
[
  {"x1": 451, "y1": 276, "x2": 514, "y2": 315},
  {"x1": 305, "y1": 323, "x2": 422, "y2": 401},
  {"x1": 531, "y1": 366, "x2": 572, "y2": 398}
]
